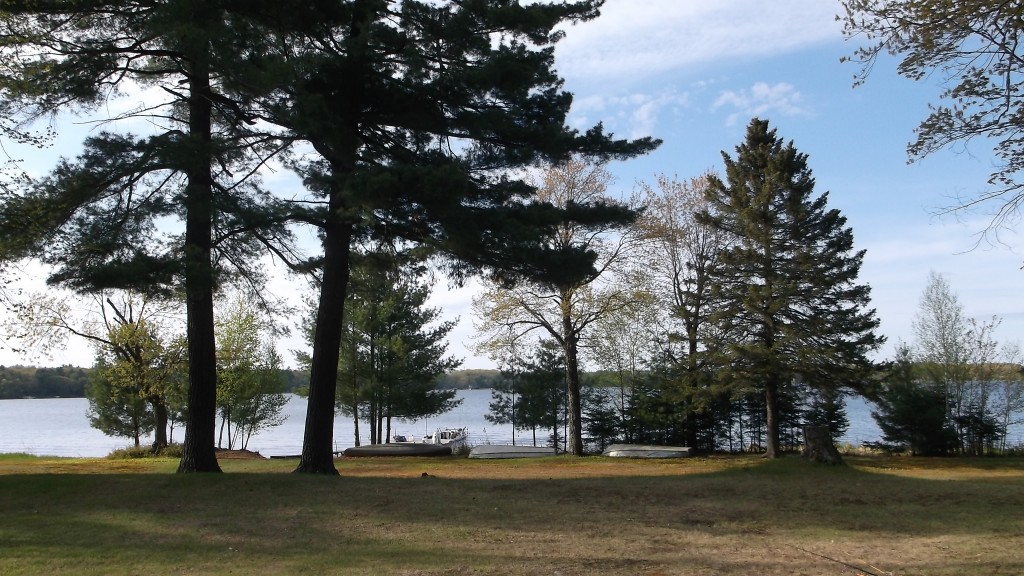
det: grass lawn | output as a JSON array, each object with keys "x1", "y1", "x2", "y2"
[{"x1": 1, "y1": 452, "x2": 1022, "y2": 575}]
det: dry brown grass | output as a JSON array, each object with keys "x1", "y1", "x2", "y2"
[{"x1": 0, "y1": 453, "x2": 1021, "y2": 575}]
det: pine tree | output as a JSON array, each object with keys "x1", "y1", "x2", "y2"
[
  {"x1": 700, "y1": 118, "x2": 883, "y2": 458},
  {"x1": 0, "y1": 1, "x2": 306, "y2": 472},
  {"x1": 251, "y1": 2, "x2": 657, "y2": 472},
  {"x1": 487, "y1": 340, "x2": 566, "y2": 448},
  {"x1": 344, "y1": 245, "x2": 462, "y2": 444}
]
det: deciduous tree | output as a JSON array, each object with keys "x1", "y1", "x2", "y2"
[
  {"x1": 840, "y1": 0, "x2": 1024, "y2": 226},
  {"x1": 12, "y1": 291, "x2": 185, "y2": 450},
  {"x1": 215, "y1": 296, "x2": 288, "y2": 451},
  {"x1": 912, "y1": 271, "x2": 1005, "y2": 454},
  {"x1": 632, "y1": 172, "x2": 734, "y2": 448},
  {"x1": 473, "y1": 158, "x2": 640, "y2": 455}
]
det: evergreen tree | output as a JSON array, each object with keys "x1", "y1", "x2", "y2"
[
  {"x1": 803, "y1": 385, "x2": 851, "y2": 442},
  {"x1": 487, "y1": 340, "x2": 566, "y2": 448},
  {"x1": 251, "y1": 2, "x2": 657, "y2": 472},
  {"x1": 868, "y1": 345, "x2": 957, "y2": 455},
  {"x1": 344, "y1": 245, "x2": 462, "y2": 444},
  {"x1": 297, "y1": 242, "x2": 462, "y2": 446},
  {"x1": 0, "y1": 1, "x2": 305, "y2": 472},
  {"x1": 700, "y1": 118, "x2": 883, "y2": 458}
]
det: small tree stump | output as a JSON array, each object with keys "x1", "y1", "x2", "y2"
[{"x1": 801, "y1": 425, "x2": 844, "y2": 465}]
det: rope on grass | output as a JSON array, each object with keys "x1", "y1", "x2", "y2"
[{"x1": 789, "y1": 545, "x2": 893, "y2": 576}]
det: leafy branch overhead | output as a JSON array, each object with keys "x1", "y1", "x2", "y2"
[{"x1": 840, "y1": 0, "x2": 1024, "y2": 224}]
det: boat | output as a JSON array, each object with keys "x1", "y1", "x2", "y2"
[
  {"x1": 601, "y1": 444, "x2": 692, "y2": 458},
  {"x1": 421, "y1": 427, "x2": 469, "y2": 449},
  {"x1": 342, "y1": 443, "x2": 452, "y2": 457},
  {"x1": 468, "y1": 444, "x2": 559, "y2": 459}
]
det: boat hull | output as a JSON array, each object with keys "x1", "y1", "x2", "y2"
[
  {"x1": 468, "y1": 444, "x2": 558, "y2": 459},
  {"x1": 601, "y1": 444, "x2": 692, "y2": 458},
  {"x1": 343, "y1": 443, "x2": 452, "y2": 457}
]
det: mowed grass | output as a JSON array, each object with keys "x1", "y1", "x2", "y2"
[{"x1": 1, "y1": 453, "x2": 1022, "y2": 575}]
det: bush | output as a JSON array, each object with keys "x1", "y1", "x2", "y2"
[{"x1": 106, "y1": 443, "x2": 183, "y2": 459}]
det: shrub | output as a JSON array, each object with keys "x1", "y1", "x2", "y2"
[{"x1": 106, "y1": 443, "x2": 183, "y2": 459}]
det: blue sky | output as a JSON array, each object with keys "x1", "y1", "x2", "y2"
[
  {"x1": 446, "y1": 0, "x2": 1024, "y2": 367},
  {"x1": 2, "y1": 0, "x2": 1022, "y2": 369}
]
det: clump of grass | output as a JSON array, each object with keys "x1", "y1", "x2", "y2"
[
  {"x1": 106, "y1": 443, "x2": 183, "y2": 459},
  {"x1": 837, "y1": 442, "x2": 889, "y2": 456},
  {"x1": 0, "y1": 453, "x2": 39, "y2": 461}
]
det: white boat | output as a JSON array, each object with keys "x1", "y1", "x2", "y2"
[
  {"x1": 601, "y1": 444, "x2": 692, "y2": 458},
  {"x1": 468, "y1": 444, "x2": 558, "y2": 459},
  {"x1": 425, "y1": 426, "x2": 468, "y2": 448}
]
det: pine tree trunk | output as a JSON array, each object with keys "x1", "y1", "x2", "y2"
[
  {"x1": 801, "y1": 425, "x2": 844, "y2": 465},
  {"x1": 352, "y1": 404, "x2": 361, "y2": 447},
  {"x1": 294, "y1": 221, "x2": 352, "y2": 474},
  {"x1": 763, "y1": 378, "x2": 780, "y2": 459},
  {"x1": 177, "y1": 33, "x2": 221, "y2": 474}
]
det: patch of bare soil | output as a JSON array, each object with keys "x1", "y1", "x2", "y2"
[{"x1": 214, "y1": 448, "x2": 266, "y2": 459}]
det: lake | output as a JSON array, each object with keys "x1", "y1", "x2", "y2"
[{"x1": 0, "y1": 389, "x2": 905, "y2": 458}]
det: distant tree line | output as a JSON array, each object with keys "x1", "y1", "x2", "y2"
[
  {"x1": 0, "y1": 364, "x2": 308, "y2": 401},
  {"x1": 0, "y1": 366, "x2": 90, "y2": 399}
]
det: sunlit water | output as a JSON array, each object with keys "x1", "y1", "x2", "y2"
[{"x1": 4, "y1": 390, "x2": 1016, "y2": 457}]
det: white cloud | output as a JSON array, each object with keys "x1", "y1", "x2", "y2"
[
  {"x1": 859, "y1": 220, "x2": 1024, "y2": 358},
  {"x1": 554, "y1": 0, "x2": 840, "y2": 86},
  {"x1": 570, "y1": 90, "x2": 690, "y2": 139},
  {"x1": 712, "y1": 82, "x2": 813, "y2": 125}
]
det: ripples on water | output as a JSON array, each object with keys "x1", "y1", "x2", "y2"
[{"x1": 1, "y1": 390, "x2": 1016, "y2": 458}]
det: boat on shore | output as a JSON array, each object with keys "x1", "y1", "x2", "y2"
[
  {"x1": 601, "y1": 444, "x2": 692, "y2": 458},
  {"x1": 393, "y1": 427, "x2": 469, "y2": 450},
  {"x1": 424, "y1": 427, "x2": 468, "y2": 448},
  {"x1": 468, "y1": 444, "x2": 559, "y2": 459},
  {"x1": 342, "y1": 443, "x2": 452, "y2": 457}
]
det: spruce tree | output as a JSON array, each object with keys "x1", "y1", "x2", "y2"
[
  {"x1": 700, "y1": 118, "x2": 882, "y2": 458},
  {"x1": 344, "y1": 244, "x2": 462, "y2": 444}
]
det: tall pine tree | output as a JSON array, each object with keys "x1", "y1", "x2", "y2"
[
  {"x1": 700, "y1": 118, "x2": 882, "y2": 458},
  {"x1": 0, "y1": 1, "x2": 306, "y2": 472},
  {"x1": 249, "y1": 1, "x2": 657, "y2": 472}
]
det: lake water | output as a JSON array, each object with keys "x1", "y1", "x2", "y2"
[{"x1": 0, "y1": 390, "x2": 906, "y2": 457}]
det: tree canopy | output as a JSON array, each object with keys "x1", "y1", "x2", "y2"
[
  {"x1": 840, "y1": 0, "x2": 1024, "y2": 226},
  {"x1": 246, "y1": 1, "x2": 658, "y2": 472}
]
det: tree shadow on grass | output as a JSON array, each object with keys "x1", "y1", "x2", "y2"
[{"x1": 1, "y1": 456, "x2": 1022, "y2": 575}]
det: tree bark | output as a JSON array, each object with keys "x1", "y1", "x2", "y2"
[
  {"x1": 177, "y1": 29, "x2": 221, "y2": 474},
  {"x1": 763, "y1": 377, "x2": 780, "y2": 459},
  {"x1": 151, "y1": 397, "x2": 169, "y2": 451},
  {"x1": 294, "y1": 221, "x2": 352, "y2": 474},
  {"x1": 562, "y1": 299, "x2": 584, "y2": 456},
  {"x1": 801, "y1": 425, "x2": 844, "y2": 465}
]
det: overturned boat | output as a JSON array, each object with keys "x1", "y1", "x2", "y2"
[
  {"x1": 468, "y1": 444, "x2": 559, "y2": 459},
  {"x1": 342, "y1": 443, "x2": 452, "y2": 457},
  {"x1": 601, "y1": 444, "x2": 692, "y2": 458}
]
